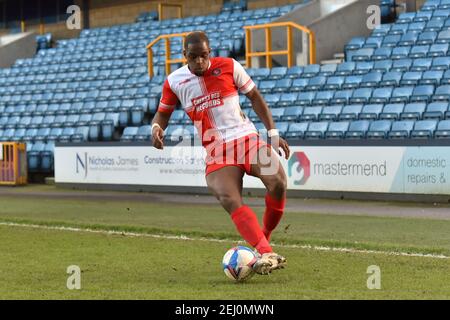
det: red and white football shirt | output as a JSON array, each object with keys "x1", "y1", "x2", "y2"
[{"x1": 158, "y1": 57, "x2": 257, "y2": 148}]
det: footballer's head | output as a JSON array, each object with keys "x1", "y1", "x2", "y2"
[{"x1": 183, "y1": 31, "x2": 211, "y2": 77}]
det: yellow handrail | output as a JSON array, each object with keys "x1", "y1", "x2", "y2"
[
  {"x1": 244, "y1": 21, "x2": 316, "y2": 68},
  {"x1": 147, "y1": 32, "x2": 190, "y2": 77},
  {"x1": 158, "y1": 3, "x2": 183, "y2": 21}
]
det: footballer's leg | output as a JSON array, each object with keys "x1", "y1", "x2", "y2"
[
  {"x1": 248, "y1": 145, "x2": 288, "y2": 271},
  {"x1": 206, "y1": 166, "x2": 274, "y2": 275}
]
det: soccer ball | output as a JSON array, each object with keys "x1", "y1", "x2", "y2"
[{"x1": 222, "y1": 246, "x2": 257, "y2": 282}]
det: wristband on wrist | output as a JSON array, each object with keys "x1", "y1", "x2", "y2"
[
  {"x1": 268, "y1": 128, "x2": 279, "y2": 137},
  {"x1": 151, "y1": 123, "x2": 161, "y2": 132}
]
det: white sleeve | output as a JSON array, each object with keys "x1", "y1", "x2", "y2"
[{"x1": 233, "y1": 59, "x2": 256, "y2": 94}]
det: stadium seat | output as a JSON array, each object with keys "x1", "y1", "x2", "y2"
[
  {"x1": 319, "y1": 105, "x2": 343, "y2": 121},
  {"x1": 305, "y1": 121, "x2": 329, "y2": 139},
  {"x1": 281, "y1": 106, "x2": 303, "y2": 122},
  {"x1": 380, "y1": 103, "x2": 405, "y2": 120},
  {"x1": 411, "y1": 119, "x2": 438, "y2": 138},
  {"x1": 423, "y1": 102, "x2": 449, "y2": 120},
  {"x1": 434, "y1": 120, "x2": 450, "y2": 138},
  {"x1": 326, "y1": 121, "x2": 350, "y2": 139},
  {"x1": 400, "y1": 103, "x2": 426, "y2": 120},
  {"x1": 345, "y1": 120, "x2": 371, "y2": 139},
  {"x1": 339, "y1": 104, "x2": 363, "y2": 121},
  {"x1": 367, "y1": 120, "x2": 392, "y2": 139},
  {"x1": 300, "y1": 106, "x2": 322, "y2": 121},
  {"x1": 285, "y1": 122, "x2": 308, "y2": 139},
  {"x1": 359, "y1": 104, "x2": 384, "y2": 120},
  {"x1": 121, "y1": 127, "x2": 139, "y2": 142}
]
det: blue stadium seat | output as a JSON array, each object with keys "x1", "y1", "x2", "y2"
[
  {"x1": 313, "y1": 90, "x2": 335, "y2": 105},
  {"x1": 359, "y1": 104, "x2": 384, "y2": 120},
  {"x1": 400, "y1": 71, "x2": 422, "y2": 85},
  {"x1": 58, "y1": 127, "x2": 76, "y2": 143},
  {"x1": 410, "y1": 85, "x2": 435, "y2": 102},
  {"x1": 372, "y1": 47, "x2": 392, "y2": 60},
  {"x1": 432, "y1": 85, "x2": 450, "y2": 101},
  {"x1": 300, "y1": 106, "x2": 322, "y2": 121},
  {"x1": 345, "y1": 120, "x2": 371, "y2": 139},
  {"x1": 281, "y1": 106, "x2": 303, "y2": 122},
  {"x1": 435, "y1": 120, "x2": 450, "y2": 138},
  {"x1": 370, "y1": 87, "x2": 393, "y2": 103},
  {"x1": 325, "y1": 121, "x2": 349, "y2": 139},
  {"x1": 335, "y1": 62, "x2": 356, "y2": 76},
  {"x1": 259, "y1": 80, "x2": 276, "y2": 94},
  {"x1": 286, "y1": 66, "x2": 303, "y2": 79},
  {"x1": 324, "y1": 76, "x2": 344, "y2": 90},
  {"x1": 400, "y1": 102, "x2": 427, "y2": 120},
  {"x1": 390, "y1": 86, "x2": 415, "y2": 103},
  {"x1": 305, "y1": 122, "x2": 329, "y2": 139},
  {"x1": 391, "y1": 46, "x2": 411, "y2": 60},
  {"x1": 306, "y1": 76, "x2": 326, "y2": 91},
  {"x1": 271, "y1": 108, "x2": 285, "y2": 121},
  {"x1": 134, "y1": 125, "x2": 152, "y2": 141},
  {"x1": 121, "y1": 126, "x2": 139, "y2": 142},
  {"x1": 339, "y1": 104, "x2": 363, "y2": 121},
  {"x1": 411, "y1": 119, "x2": 438, "y2": 138},
  {"x1": 285, "y1": 122, "x2": 308, "y2": 139},
  {"x1": 411, "y1": 57, "x2": 433, "y2": 71},
  {"x1": 342, "y1": 75, "x2": 362, "y2": 89},
  {"x1": 380, "y1": 71, "x2": 402, "y2": 86},
  {"x1": 367, "y1": 120, "x2": 392, "y2": 139},
  {"x1": 319, "y1": 105, "x2": 343, "y2": 121},
  {"x1": 27, "y1": 142, "x2": 46, "y2": 171},
  {"x1": 420, "y1": 70, "x2": 443, "y2": 85},
  {"x1": 423, "y1": 102, "x2": 449, "y2": 120},
  {"x1": 360, "y1": 72, "x2": 382, "y2": 87},
  {"x1": 409, "y1": 45, "x2": 429, "y2": 59},
  {"x1": 268, "y1": 67, "x2": 287, "y2": 80},
  {"x1": 272, "y1": 79, "x2": 292, "y2": 93},
  {"x1": 380, "y1": 103, "x2": 405, "y2": 120},
  {"x1": 296, "y1": 92, "x2": 316, "y2": 106},
  {"x1": 330, "y1": 89, "x2": 354, "y2": 105},
  {"x1": 319, "y1": 63, "x2": 337, "y2": 76},
  {"x1": 302, "y1": 64, "x2": 320, "y2": 78},
  {"x1": 350, "y1": 88, "x2": 373, "y2": 104},
  {"x1": 290, "y1": 78, "x2": 308, "y2": 92}
]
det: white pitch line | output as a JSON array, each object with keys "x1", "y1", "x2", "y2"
[{"x1": 1, "y1": 221, "x2": 449, "y2": 260}]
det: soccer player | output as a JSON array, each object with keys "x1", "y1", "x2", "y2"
[{"x1": 151, "y1": 31, "x2": 290, "y2": 275}]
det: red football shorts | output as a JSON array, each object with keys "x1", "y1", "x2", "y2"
[{"x1": 205, "y1": 133, "x2": 270, "y2": 176}]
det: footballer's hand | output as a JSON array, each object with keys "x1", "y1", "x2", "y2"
[
  {"x1": 269, "y1": 136, "x2": 290, "y2": 160},
  {"x1": 278, "y1": 137, "x2": 290, "y2": 159},
  {"x1": 152, "y1": 126, "x2": 164, "y2": 149}
]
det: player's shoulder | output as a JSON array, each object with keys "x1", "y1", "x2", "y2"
[
  {"x1": 166, "y1": 65, "x2": 191, "y2": 86},
  {"x1": 211, "y1": 56, "x2": 236, "y2": 67}
]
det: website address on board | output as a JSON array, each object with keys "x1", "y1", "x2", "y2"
[{"x1": 160, "y1": 168, "x2": 204, "y2": 175}]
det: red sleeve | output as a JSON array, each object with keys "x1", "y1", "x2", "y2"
[{"x1": 158, "y1": 79, "x2": 179, "y2": 114}]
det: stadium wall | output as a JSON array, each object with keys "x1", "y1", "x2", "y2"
[
  {"x1": 0, "y1": 31, "x2": 36, "y2": 68},
  {"x1": 251, "y1": 0, "x2": 378, "y2": 66},
  {"x1": 54, "y1": 141, "x2": 450, "y2": 203}
]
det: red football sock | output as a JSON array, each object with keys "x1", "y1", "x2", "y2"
[
  {"x1": 231, "y1": 205, "x2": 272, "y2": 254},
  {"x1": 262, "y1": 194, "x2": 286, "y2": 241}
]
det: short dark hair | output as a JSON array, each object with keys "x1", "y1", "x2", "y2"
[{"x1": 184, "y1": 31, "x2": 210, "y2": 50}]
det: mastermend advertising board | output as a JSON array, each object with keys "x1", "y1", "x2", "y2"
[{"x1": 55, "y1": 144, "x2": 450, "y2": 195}]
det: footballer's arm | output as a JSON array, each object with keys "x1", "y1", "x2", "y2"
[
  {"x1": 151, "y1": 111, "x2": 171, "y2": 150},
  {"x1": 245, "y1": 87, "x2": 290, "y2": 159}
]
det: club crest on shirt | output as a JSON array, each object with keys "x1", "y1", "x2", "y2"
[{"x1": 212, "y1": 68, "x2": 222, "y2": 76}]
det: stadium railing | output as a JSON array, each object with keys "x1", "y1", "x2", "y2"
[{"x1": 244, "y1": 21, "x2": 316, "y2": 68}]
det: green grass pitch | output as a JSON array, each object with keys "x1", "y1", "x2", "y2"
[{"x1": 0, "y1": 187, "x2": 449, "y2": 299}]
